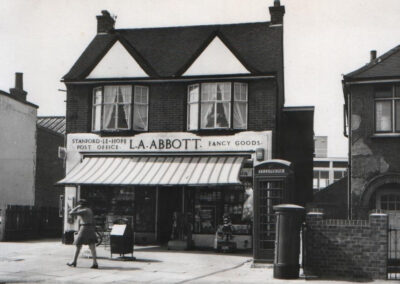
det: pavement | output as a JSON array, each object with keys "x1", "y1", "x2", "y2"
[{"x1": 0, "y1": 239, "x2": 396, "y2": 283}]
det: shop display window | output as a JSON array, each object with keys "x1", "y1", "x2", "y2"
[
  {"x1": 80, "y1": 186, "x2": 155, "y2": 233},
  {"x1": 193, "y1": 186, "x2": 251, "y2": 235}
]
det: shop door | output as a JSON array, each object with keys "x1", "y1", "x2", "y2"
[
  {"x1": 158, "y1": 188, "x2": 182, "y2": 243},
  {"x1": 254, "y1": 179, "x2": 284, "y2": 261}
]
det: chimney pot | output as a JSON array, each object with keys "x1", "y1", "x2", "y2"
[
  {"x1": 15, "y1": 72, "x2": 23, "y2": 90},
  {"x1": 269, "y1": 0, "x2": 285, "y2": 25},
  {"x1": 96, "y1": 10, "x2": 115, "y2": 34},
  {"x1": 370, "y1": 50, "x2": 377, "y2": 62}
]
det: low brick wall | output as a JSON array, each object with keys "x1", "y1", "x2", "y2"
[{"x1": 303, "y1": 211, "x2": 388, "y2": 280}]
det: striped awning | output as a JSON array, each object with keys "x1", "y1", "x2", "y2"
[{"x1": 57, "y1": 156, "x2": 245, "y2": 186}]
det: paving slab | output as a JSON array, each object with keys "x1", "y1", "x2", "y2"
[{"x1": 0, "y1": 240, "x2": 397, "y2": 283}]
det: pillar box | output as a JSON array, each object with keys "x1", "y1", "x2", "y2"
[{"x1": 273, "y1": 204, "x2": 305, "y2": 279}]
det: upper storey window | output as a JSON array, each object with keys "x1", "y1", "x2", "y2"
[
  {"x1": 92, "y1": 85, "x2": 148, "y2": 132},
  {"x1": 375, "y1": 85, "x2": 400, "y2": 133},
  {"x1": 187, "y1": 82, "x2": 248, "y2": 131}
]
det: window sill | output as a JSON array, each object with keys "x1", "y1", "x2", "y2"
[
  {"x1": 187, "y1": 129, "x2": 247, "y2": 136},
  {"x1": 92, "y1": 130, "x2": 148, "y2": 136},
  {"x1": 371, "y1": 133, "x2": 400, "y2": 138}
]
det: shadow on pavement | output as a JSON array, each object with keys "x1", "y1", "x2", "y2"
[
  {"x1": 134, "y1": 245, "x2": 252, "y2": 257},
  {"x1": 96, "y1": 266, "x2": 141, "y2": 271}
]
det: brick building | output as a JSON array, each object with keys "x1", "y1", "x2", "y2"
[
  {"x1": 58, "y1": 1, "x2": 314, "y2": 259},
  {"x1": 343, "y1": 47, "x2": 400, "y2": 223},
  {"x1": 36, "y1": 117, "x2": 66, "y2": 207}
]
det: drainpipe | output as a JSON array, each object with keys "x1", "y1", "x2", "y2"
[{"x1": 342, "y1": 80, "x2": 352, "y2": 219}]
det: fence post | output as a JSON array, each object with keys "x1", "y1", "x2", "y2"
[
  {"x1": 369, "y1": 213, "x2": 388, "y2": 280},
  {"x1": 303, "y1": 211, "x2": 324, "y2": 277}
]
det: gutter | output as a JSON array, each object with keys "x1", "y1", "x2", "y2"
[{"x1": 62, "y1": 74, "x2": 276, "y2": 85}]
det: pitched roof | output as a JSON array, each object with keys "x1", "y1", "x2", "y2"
[
  {"x1": 0, "y1": 89, "x2": 38, "y2": 108},
  {"x1": 63, "y1": 22, "x2": 282, "y2": 81},
  {"x1": 344, "y1": 44, "x2": 400, "y2": 80},
  {"x1": 37, "y1": 116, "x2": 66, "y2": 135}
]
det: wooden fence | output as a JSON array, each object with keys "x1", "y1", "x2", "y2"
[{"x1": 0, "y1": 205, "x2": 62, "y2": 241}]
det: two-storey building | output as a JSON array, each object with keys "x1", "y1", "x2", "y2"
[
  {"x1": 58, "y1": 1, "x2": 314, "y2": 257},
  {"x1": 343, "y1": 47, "x2": 400, "y2": 223}
]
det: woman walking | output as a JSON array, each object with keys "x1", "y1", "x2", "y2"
[{"x1": 67, "y1": 199, "x2": 99, "y2": 269}]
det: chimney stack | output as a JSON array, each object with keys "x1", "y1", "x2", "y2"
[
  {"x1": 370, "y1": 50, "x2": 377, "y2": 62},
  {"x1": 97, "y1": 10, "x2": 115, "y2": 34},
  {"x1": 9, "y1": 72, "x2": 27, "y2": 101},
  {"x1": 269, "y1": 0, "x2": 285, "y2": 25}
]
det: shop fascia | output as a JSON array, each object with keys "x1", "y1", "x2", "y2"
[{"x1": 65, "y1": 131, "x2": 272, "y2": 170}]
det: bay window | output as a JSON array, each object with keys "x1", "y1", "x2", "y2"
[
  {"x1": 375, "y1": 85, "x2": 400, "y2": 133},
  {"x1": 92, "y1": 85, "x2": 148, "y2": 132},
  {"x1": 187, "y1": 82, "x2": 248, "y2": 130}
]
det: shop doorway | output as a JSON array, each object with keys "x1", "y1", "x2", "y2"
[{"x1": 157, "y1": 188, "x2": 182, "y2": 243}]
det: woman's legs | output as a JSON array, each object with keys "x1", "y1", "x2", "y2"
[
  {"x1": 88, "y1": 243, "x2": 98, "y2": 267},
  {"x1": 73, "y1": 245, "x2": 82, "y2": 264},
  {"x1": 67, "y1": 245, "x2": 82, "y2": 266}
]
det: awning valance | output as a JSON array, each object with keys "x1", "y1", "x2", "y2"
[{"x1": 57, "y1": 156, "x2": 245, "y2": 186}]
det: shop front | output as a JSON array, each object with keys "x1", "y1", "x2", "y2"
[{"x1": 59, "y1": 131, "x2": 271, "y2": 249}]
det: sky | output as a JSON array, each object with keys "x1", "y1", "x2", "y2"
[{"x1": 1, "y1": 0, "x2": 400, "y2": 157}]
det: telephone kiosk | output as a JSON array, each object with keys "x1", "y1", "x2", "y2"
[{"x1": 252, "y1": 160, "x2": 294, "y2": 263}]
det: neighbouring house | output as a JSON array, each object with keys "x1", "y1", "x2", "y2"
[
  {"x1": 343, "y1": 47, "x2": 400, "y2": 223},
  {"x1": 0, "y1": 73, "x2": 65, "y2": 241},
  {"x1": 0, "y1": 73, "x2": 38, "y2": 208},
  {"x1": 58, "y1": 0, "x2": 314, "y2": 262}
]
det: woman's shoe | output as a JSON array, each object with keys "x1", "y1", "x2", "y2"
[
  {"x1": 67, "y1": 262, "x2": 76, "y2": 267},
  {"x1": 90, "y1": 264, "x2": 98, "y2": 269}
]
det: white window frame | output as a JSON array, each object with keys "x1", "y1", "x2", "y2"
[
  {"x1": 92, "y1": 87, "x2": 103, "y2": 131},
  {"x1": 186, "y1": 82, "x2": 248, "y2": 131},
  {"x1": 91, "y1": 85, "x2": 149, "y2": 132},
  {"x1": 374, "y1": 85, "x2": 400, "y2": 133},
  {"x1": 133, "y1": 85, "x2": 149, "y2": 131},
  {"x1": 187, "y1": 84, "x2": 199, "y2": 130}
]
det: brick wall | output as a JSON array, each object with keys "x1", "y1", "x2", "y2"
[
  {"x1": 65, "y1": 79, "x2": 277, "y2": 134},
  {"x1": 304, "y1": 211, "x2": 388, "y2": 280}
]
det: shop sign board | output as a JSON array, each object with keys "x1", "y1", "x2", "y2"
[{"x1": 67, "y1": 131, "x2": 271, "y2": 156}]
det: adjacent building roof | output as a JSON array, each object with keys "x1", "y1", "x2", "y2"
[
  {"x1": 63, "y1": 22, "x2": 283, "y2": 81},
  {"x1": 344, "y1": 44, "x2": 400, "y2": 80},
  {"x1": 37, "y1": 116, "x2": 66, "y2": 135}
]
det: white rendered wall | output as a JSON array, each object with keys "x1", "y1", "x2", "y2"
[
  {"x1": 0, "y1": 95, "x2": 37, "y2": 207},
  {"x1": 87, "y1": 41, "x2": 149, "y2": 79},
  {"x1": 183, "y1": 37, "x2": 250, "y2": 76}
]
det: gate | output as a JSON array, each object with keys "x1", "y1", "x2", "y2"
[{"x1": 388, "y1": 226, "x2": 400, "y2": 280}]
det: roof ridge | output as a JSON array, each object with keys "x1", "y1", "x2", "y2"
[{"x1": 116, "y1": 21, "x2": 270, "y2": 32}]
